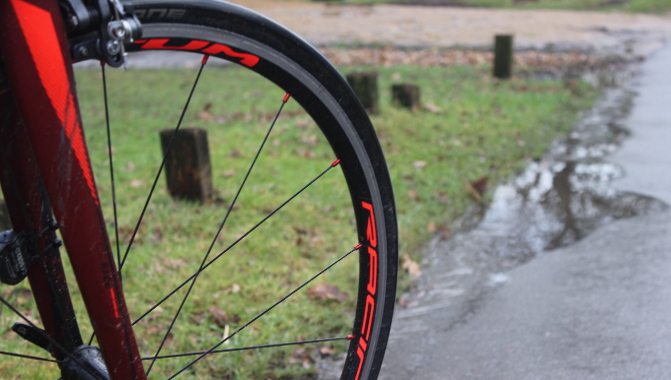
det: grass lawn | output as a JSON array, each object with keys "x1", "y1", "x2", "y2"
[
  {"x1": 0, "y1": 61, "x2": 597, "y2": 378},
  {"x1": 360, "y1": 65, "x2": 597, "y2": 281}
]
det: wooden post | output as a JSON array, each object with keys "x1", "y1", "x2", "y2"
[
  {"x1": 493, "y1": 34, "x2": 514, "y2": 79},
  {"x1": 160, "y1": 128, "x2": 213, "y2": 203},
  {"x1": 346, "y1": 71, "x2": 380, "y2": 115},
  {"x1": 391, "y1": 84, "x2": 421, "y2": 111}
]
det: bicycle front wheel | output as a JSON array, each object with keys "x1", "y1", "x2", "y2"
[{"x1": 72, "y1": 0, "x2": 398, "y2": 379}]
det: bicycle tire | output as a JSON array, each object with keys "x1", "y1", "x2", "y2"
[{"x1": 76, "y1": 0, "x2": 398, "y2": 379}]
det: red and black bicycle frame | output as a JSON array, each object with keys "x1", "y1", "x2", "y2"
[{"x1": 0, "y1": 0, "x2": 145, "y2": 378}]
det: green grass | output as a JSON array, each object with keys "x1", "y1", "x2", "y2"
[
  {"x1": 0, "y1": 62, "x2": 597, "y2": 378},
  {"x1": 364, "y1": 65, "x2": 596, "y2": 272},
  {"x1": 78, "y1": 66, "x2": 358, "y2": 379}
]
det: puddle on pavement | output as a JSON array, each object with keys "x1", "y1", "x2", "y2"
[
  {"x1": 392, "y1": 76, "x2": 668, "y2": 322},
  {"x1": 328, "y1": 73, "x2": 669, "y2": 380},
  {"x1": 479, "y1": 83, "x2": 667, "y2": 269}
]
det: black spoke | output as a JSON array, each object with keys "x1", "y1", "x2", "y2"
[
  {"x1": 118, "y1": 55, "x2": 210, "y2": 275},
  {"x1": 88, "y1": 54, "x2": 210, "y2": 350},
  {"x1": 101, "y1": 62, "x2": 122, "y2": 274},
  {"x1": 0, "y1": 350, "x2": 59, "y2": 363},
  {"x1": 168, "y1": 243, "x2": 361, "y2": 379},
  {"x1": 132, "y1": 159, "x2": 341, "y2": 326},
  {"x1": 144, "y1": 336, "x2": 351, "y2": 360},
  {"x1": 146, "y1": 92, "x2": 291, "y2": 375}
]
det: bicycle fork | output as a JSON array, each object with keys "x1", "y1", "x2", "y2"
[{"x1": 0, "y1": 0, "x2": 145, "y2": 378}]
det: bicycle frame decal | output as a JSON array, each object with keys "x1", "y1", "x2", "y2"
[
  {"x1": 0, "y1": 0, "x2": 145, "y2": 377},
  {"x1": 356, "y1": 201, "x2": 379, "y2": 380},
  {"x1": 11, "y1": 0, "x2": 99, "y2": 206},
  {"x1": 134, "y1": 38, "x2": 260, "y2": 67}
]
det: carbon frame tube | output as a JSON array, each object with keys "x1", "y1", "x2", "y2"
[
  {"x1": 0, "y1": 0, "x2": 146, "y2": 378},
  {"x1": 0, "y1": 88, "x2": 85, "y2": 362}
]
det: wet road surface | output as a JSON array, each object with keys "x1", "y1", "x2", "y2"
[{"x1": 379, "y1": 43, "x2": 671, "y2": 379}]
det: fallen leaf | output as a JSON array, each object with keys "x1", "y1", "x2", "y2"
[
  {"x1": 302, "y1": 135, "x2": 318, "y2": 147},
  {"x1": 300, "y1": 149, "x2": 316, "y2": 159},
  {"x1": 145, "y1": 324, "x2": 160, "y2": 335},
  {"x1": 413, "y1": 160, "x2": 427, "y2": 169},
  {"x1": 439, "y1": 227, "x2": 452, "y2": 240},
  {"x1": 296, "y1": 119, "x2": 311, "y2": 129},
  {"x1": 231, "y1": 112, "x2": 246, "y2": 121},
  {"x1": 310, "y1": 236, "x2": 326, "y2": 247},
  {"x1": 307, "y1": 282, "x2": 348, "y2": 302},
  {"x1": 295, "y1": 227, "x2": 309, "y2": 235},
  {"x1": 427, "y1": 221, "x2": 437, "y2": 233},
  {"x1": 464, "y1": 178, "x2": 483, "y2": 203},
  {"x1": 293, "y1": 348, "x2": 306, "y2": 358},
  {"x1": 423, "y1": 102, "x2": 442, "y2": 113},
  {"x1": 190, "y1": 312, "x2": 205, "y2": 326},
  {"x1": 408, "y1": 189, "x2": 420, "y2": 202},
  {"x1": 197, "y1": 110, "x2": 214, "y2": 121},
  {"x1": 401, "y1": 254, "x2": 422, "y2": 277},
  {"x1": 208, "y1": 306, "x2": 228, "y2": 328},
  {"x1": 319, "y1": 346, "x2": 335, "y2": 356},
  {"x1": 162, "y1": 258, "x2": 186, "y2": 270},
  {"x1": 471, "y1": 176, "x2": 488, "y2": 194}
]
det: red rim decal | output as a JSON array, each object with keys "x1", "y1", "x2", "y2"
[
  {"x1": 355, "y1": 201, "x2": 380, "y2": 380},
  {"x1": 135, "y1": 38, "x2": 260, "y2": 67}
]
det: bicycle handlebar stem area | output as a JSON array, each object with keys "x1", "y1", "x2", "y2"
[{"x1": 0, "y1": 0, "x2": 146, "y2": 379}]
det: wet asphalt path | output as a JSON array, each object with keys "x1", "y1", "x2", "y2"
[{"x1": 379, "y1": 44, "x2": 671, "y2": 379}]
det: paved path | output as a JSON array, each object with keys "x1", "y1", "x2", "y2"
[
  {"x1": 237, "y1": 0, "x2": 671, "y2": 55},
  {"x1": 380, "y1": 43, "x2": 671, "y2": 379},
  {"x1": 611, "y1": 45, "x2": 671, "y2": 205},
  {"x1": 385, "y1": 210, "x2": 671, "y2": 379}
]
